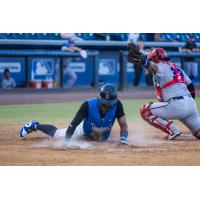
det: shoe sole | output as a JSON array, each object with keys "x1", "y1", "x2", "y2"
[
  {"x1": 168, "y1": 132, "x2": 182, "y2": 140},
  {"x1": 19, "y1": 127, "x2": 25, "y2": 137},
  {"x1": 18, "y1": 120, "x2": 37, "y2": 138}
]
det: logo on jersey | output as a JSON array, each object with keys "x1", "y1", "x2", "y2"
[
  {"x1": 170, "y1": 67, "x2": 184, "y2": 79},
  {"x1": 106, "y1": 94, "x2": 110, "y2": 100}
]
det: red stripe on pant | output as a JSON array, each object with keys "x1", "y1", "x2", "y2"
[{"x1": 140, "y1": 104, "x2": 172, "y2": 135}]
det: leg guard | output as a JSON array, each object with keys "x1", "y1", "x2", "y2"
[{"x1": 140, "y1": 103, "x2": 173, "y2": 135}]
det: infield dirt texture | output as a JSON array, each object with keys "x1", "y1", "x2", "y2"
[{"x1": 0, "y1": 87, "x2": 200, "y2": 165}]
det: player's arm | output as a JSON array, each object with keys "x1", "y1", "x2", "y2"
[
  {"x1": 187, "y1": 82, "x2": 195, "y2": 99},
  {"x1": 116, "y1": 100, "x2": 128, "y2": 144},
  {"x1": 181, "y1": 68, "x2": 195, "y2": 99},
  {"x1": 144, "y1": 61, "x2": 158, "y2": 74},
  {"x1": 70, "y1": 46, "x2": 83, "y2": 52},
  {"x1": 61, "y1": 46, "x2": 76, "y2": 52},
  {"x1": 181, "y1": 44, "x2": 192, "y2": 53},
  {"x1": 192, "y1": 45, "x2": 199, "y2": 52},
  {"x1": 65, "y1": 101, "x2": 89, "y2": 139}
]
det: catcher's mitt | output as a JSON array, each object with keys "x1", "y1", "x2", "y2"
[{"x1": 128, "y1": 43, "x2": 145, "y2": 65}]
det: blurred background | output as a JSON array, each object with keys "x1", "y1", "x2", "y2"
[{"x1": 0, "y1": 33, "x2": 200, "y2": 91}]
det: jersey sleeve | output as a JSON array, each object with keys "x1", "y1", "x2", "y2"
[
  {"x1": 65, "y1": 101, "x2": 89, "y2": 138},
  {"x1": 155, "y1": 63, "x2": 165, "y2": 77},
  {"x1": 116, "y1": 100, "x2": 125, "y2": 118}
]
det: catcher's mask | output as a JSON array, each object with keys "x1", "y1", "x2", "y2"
[
  {"x1": 98, "y1": 83, "x2": 118, "y2": 107},
  {"x1": 147, "y1": 48, "x2": 170, "y2": 63}
]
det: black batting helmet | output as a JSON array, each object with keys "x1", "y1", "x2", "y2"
[{"x1": 98, "y1": 83, "x2": 118, "y2": 107}]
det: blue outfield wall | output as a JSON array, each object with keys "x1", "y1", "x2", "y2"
[
  {"x1": 0, "y1": 57, "x2": 26, "y2": 86},
  {"x1": 66, "y1": 57, "x2": 95, "y2": 86},
  {"x1": 28, "y1": 57, "x2": 59, "y2": 81},
  {"x1": 71, "y1": 51, "x2": 136, "y2": 86},
  {"x1": 0, "y1": 52, "x2": 200, "y2": 87}
]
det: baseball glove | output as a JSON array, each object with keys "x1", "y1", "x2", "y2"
[{"x1": 128, "y1": 43, "x2": 145, "y2": 65}]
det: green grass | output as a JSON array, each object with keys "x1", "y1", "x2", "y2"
[{"x1": 0, "y1": 98, "x2": 199, "y2": 125}]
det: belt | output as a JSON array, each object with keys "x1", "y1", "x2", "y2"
[{"x1": 171, "y1": 94, "x2": 191, "y2": 101}]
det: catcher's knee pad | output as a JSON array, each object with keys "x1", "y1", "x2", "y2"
[
  {"x1": 193, "y1": 129, "x2": 200, "y2": 139},
  {"x1": 140, "y1": 102, "x2": 153, "y2": 121},
  {"x1": 140, "y1": 102, "x2": 172, "y2": 135}
]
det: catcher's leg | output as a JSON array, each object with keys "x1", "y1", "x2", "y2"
[
  {"x1": 180, "y1": 114, "x2": 200, "y2": 139},
  {"x1": 140, "y1": 102, "x2": 181, "y2": 140}
]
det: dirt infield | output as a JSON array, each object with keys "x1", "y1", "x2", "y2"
[
  {"x1": 1, "y1": 87, "x2": 200, "y2": 165},
  {"x1": 1, "y1": 123, "x2": 200, "y2": 165}
]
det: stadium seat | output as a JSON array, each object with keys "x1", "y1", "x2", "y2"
[
  {"x1": 0, "y1": 33, "x2": 7, "y2": 39},
  {"x1": 81, "y1": 33, "x2": 97, "y2": 40},
  {"x1": 160, "y1": 33, "x2": 167, "y2": 41},
  {"x1": 193, "y1": 33, "x2": 200, "y2": 42},
  {"x1": 0, "y1": 33, "x2": 198, "y2": 42},
  {"x1": 172, "y1": 33, "x2": 181, "y2": 41},
  {"x1": 180, "y1": 33, "x2": 189, "y2": 42},
  {"x1": 120, "y1": 33, "x2": 128, "y2": 41},
  {"x1": 139, "y1": 33, "x2": 147, "y2": 41},
  {"x1": 109, "y1": 33, "x2": 123, "y2": 41}
]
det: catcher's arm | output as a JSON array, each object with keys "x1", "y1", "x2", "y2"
[{"x1": 128, "y1": 43, "x2": 158, "y2": 74}]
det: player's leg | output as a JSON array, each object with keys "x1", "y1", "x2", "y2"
[
  {"x1": 140, "y1": 101, "x2": 182, "y2": 139},
  {"x1": 191, "y1": 62, "x2": 198, "y2": 81},
  {"x1": 19, "y1": 120, "x2": 58, "y2": 138},
  {"x1": 179, "y1": 98, "x2": 200, "y2": 139},
  {"x1": 180, "y1": 115, "x2": 200, "y2": 139},
  {"x1": 64, "y1": 67, "x2": 77, "y2": 88},
  {"x1": 184, "y1": 62, "x2": 191, "y2": 77}
]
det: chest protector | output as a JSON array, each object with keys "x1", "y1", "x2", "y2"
[
  {"x1": 83, "y1": 98, "x2": 117, "y2": 140},
  {"x1": 154, "y1": 62, "x2": 185, "y2": 101}
]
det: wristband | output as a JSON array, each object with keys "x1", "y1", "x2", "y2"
[
  {"x1": 142, "y1": 59, "x2": 150, "y2": 69},
  {"x1": 120, "y1": 131, "x2": 128, "y2": 144}
]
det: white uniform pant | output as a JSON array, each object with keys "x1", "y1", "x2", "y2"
[
  {"x1": 149, "y1": 95, "x2": 200, "y2": 135},
  {"x1": 62, "y1": 58, "x2": 77, "y2": 88},
  {"x1": 54, "y1": 122, "x2": 83, "y2": 139}
]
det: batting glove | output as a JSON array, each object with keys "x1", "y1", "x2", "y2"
[{"x1": 120, "y1": 131, "x2": 128, "y2": 145}]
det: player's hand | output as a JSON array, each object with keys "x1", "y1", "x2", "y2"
[
  {"x1": 186, "y1": 49, "x2": 192, "y2": 53},
  {"x1": 120, "y1": 131, "x2": 128, "y2": 145},
  {"x1": 80, "y1": 50, "x2": 88, "y2": 59}
]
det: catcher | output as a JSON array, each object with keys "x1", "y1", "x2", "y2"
[
  {"x1": 19, "y1": 83, "x2": 128, "y2": 144},
  {"x1": 128, "y1": 43, "x2": 200, "y2": 140}
]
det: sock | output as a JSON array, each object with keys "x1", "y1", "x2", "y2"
[{"x1": 36, "y1": 124, "x2": 58, "y2": 137}]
